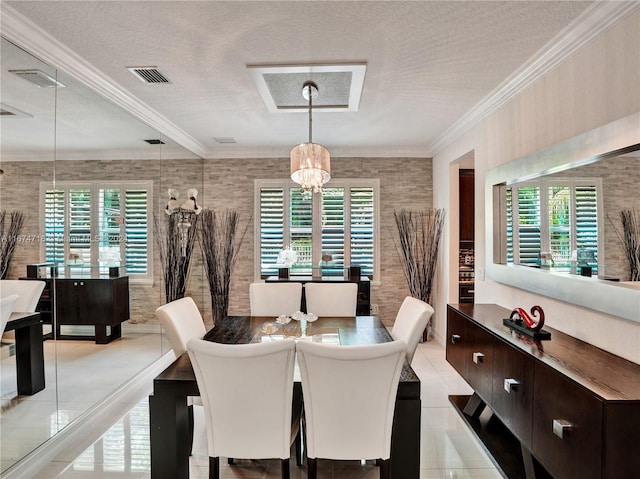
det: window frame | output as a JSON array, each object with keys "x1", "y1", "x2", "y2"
[
  {"x1": 506, "y1": 177, "x2": 603, "y2": 271},
  {"x1": 254, "y1": 179, "x2": 380, "y2": 283},
  {"x1": 39, "y1": 180, "x2": 154, "y2": 283}
]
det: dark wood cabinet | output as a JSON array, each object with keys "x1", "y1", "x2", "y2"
[
  {"x1": 446, "y1": 303, "x2": 640, "y2": 479},
  {"x1": 459, "y1": 169, "x2": 474, "y2": 242},
  {"x1": 22, "y1": 271, "x2": 129, "y2": 344}
]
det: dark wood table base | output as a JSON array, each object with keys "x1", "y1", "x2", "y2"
[{"x1": 5, "y1": 312, "x2": 45, "y2": 395}]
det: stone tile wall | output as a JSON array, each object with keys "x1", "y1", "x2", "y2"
[{"x1": 1, "y1": 156, "x2": 432, "y2": 327}]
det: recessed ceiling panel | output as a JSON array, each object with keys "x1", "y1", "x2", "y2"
[{"x1": 248, "y1": 63, "x2": 366, "y2": 113}]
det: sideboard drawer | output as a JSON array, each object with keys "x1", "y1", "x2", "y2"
[
  {"x1": 464, "y1": 319, "x2": 494, "y2": 403},
  {"x1": 491, "y1": 340, "x2": 534, "y2": 448},
  {"x1": 533, "y1": 362, "x2": 603, "y2": 479},
  {"x1": 445, "y1": 306, "x2": 467, "y2": 377}
]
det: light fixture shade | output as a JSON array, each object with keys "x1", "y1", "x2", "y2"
[{"x1": 290, "y1": 142, "x2": 331, "y2": 193}]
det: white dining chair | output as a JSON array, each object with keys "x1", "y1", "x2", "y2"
[
  {"x1": 187, "y1": 338, "x2": 300, "y2": 479},
  {"x1": 296, "y1": 340, "x2": 407, "y2": 479},
  {"x1": 249, "y1": 282, "x2": 302, "y2": 316},
  {"x1": 0, "y1": 280, "x2": 46, "y2": 312},
  {"x1": 0, "y1": 294, "x2": 20, "y2": 337},
  {"x1": 390, "y1": 296, "x2": 434, "y2": 364},
  {"x1": 303, "y1": 282, "x2": 358, "y2": 317},
  {"x1": 154, "y1": 297, "x2": 207, "y2": 454}
]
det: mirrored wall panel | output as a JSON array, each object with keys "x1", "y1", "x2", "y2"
[{"x1": 1, "y1": 36, "x2": 204, "y2": 473}]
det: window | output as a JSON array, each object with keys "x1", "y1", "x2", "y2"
[
  {"x1": 255, "y1": 179, "x2": 379, "y2": 281},
  {"x1": 41, "y1": 181, "x2": 153, "y2": 280},
  {"x1": 505, "y1": 177, "x2": 601, "y2": 272}
]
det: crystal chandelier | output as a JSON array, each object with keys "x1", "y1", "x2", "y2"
[{"x1": 290, "y1": 81, "x2": 331, "y2": 193}]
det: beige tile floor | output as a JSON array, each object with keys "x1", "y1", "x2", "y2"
[{"x1": 22, "y1": 340, "x2": 503, "y2": 478}]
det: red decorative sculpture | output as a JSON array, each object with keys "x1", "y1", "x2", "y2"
[{"x1": 510, "y1": 305, "x2": 545, "y2": 331}]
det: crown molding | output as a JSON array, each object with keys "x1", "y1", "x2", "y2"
[
  {"x1": 0, "y1": 4, "x2": 208, "y2": 158},
  {"x1": 430, "y1": 1, "x2": 640, "y2": 156}
]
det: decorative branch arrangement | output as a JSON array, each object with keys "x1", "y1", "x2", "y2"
[
  {"x1": 154, "y1": 212, "x2": 199, "y2": 303},
  {"x1": 620, "y1": 209, "x2": 640, "y2": 281},
  {"x1": 199, "y1": 209, "x2": 249, "y2": 325},
  {"x1": 393, "y1": 208, "x2": 445, "y2": 339},
  {"x1": 0, "y1": 210, "x2": 26, "y2": 279}
]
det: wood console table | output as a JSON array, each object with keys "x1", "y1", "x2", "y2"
[
  {"x1": 446, "y1": 303, "x2": 640, "y2": 479},
  {"x1": 21, "y1": 269, "x2": 129, "y2": 344}
]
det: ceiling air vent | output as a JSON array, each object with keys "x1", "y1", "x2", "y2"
[
  {"x1": 9, "y1": 69, "x2": 65, "y2": 88},
  {"x1": 127, "y1": 66, "x2": 171, "y2": 84},
  {"x1": 143, "y1": 139, "x2": 165, "y2": 145},
  {"x1": 214, "y1": 137, "x2": 237, "y2": 144}
]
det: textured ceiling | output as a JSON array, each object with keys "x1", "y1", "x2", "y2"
[{"x1": 1, "y1": 1, "x2": 602, "y2": 159}]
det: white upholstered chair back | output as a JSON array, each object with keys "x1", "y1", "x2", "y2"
[
  {"x1": 304, "y1": 282, "x2": 358, "y2": 317},
  {"x1": 249, "y1": 282, "x2": 302, "y2": 316},
  {"x1": 155, "y1": 297, "x2": 207, "y2": 357},
  {"x1": 187, "y1": 339, "x2": 297, "y2": 464},
  {"x1": 296, "y1": 340, "x2": 406, "y2": 466},
  {"x1": 0, "y1": 280, "x2": 46, "y2": 312},
  {"x1": 391, "y1": 296, "x2": 434, "y2": 364},
  {"x1": 0, "y1": 295, "x2": 20, "y2": 336}
]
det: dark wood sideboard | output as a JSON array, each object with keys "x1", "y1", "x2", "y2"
[
  {"x1": 21, "y1": 266, "x2": 129, "y2": 344},
  {"x1": 265, "y1": 275, "x2": 371, "y2": 316},
  {"x1": 446, "y1": 303, "x2": 640, "y2": 479}
]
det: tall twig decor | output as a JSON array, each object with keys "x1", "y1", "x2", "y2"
[
  {"x1": 0, "y1": 210, "x2": 26, "y2": 279},
  {"x1": 393, "y1": 208, "x2": 445, "y2": 338},
  {"x1": 154, "y1": 212, "x2": 199, "y2": 303},
  {"x1": 199, "y1": 209, "x2": 249, "y2": 325},
  {"x1": 620, "y1": 209, "x2": 640, "y2": 281}
]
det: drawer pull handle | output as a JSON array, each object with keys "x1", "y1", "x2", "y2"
[
  {"x1": 472, "y1": 352, "x2": 484, "y2": 364},
  {"x1": 552, "y1": 419, "x2": 572, "y2": 439},
  {"x1": 467, "y1": 290, "x2": 474, "y2": 294},
  {"x1": 504, "y1": 378, "x2": 520, "y2": 393},
  {"x1": 451, "y1": 334, "x2": 461, "y2": 344}
]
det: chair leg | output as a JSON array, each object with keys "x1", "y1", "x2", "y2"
[
  {"x1": 294, "y1": 424, "x2": 302, "y2": 466},
  {"x1": 188, "y1": 404, "x2": 194, "y2": 455},
  {"x1": 227, "y1": 457, "x2": 234, "y2": 465},
  {"x1": 379, "y1": 458, "x2": 390, "y2": 479},
  {"x1": 281, "y1": 458, "x2": 290, "y2": 479},
  {"x1": 209, "y1": 457, "x2": 219, "y2": 479},
  {"x1": 307, "y1": 457, "x2": 318, "y2": 479}
]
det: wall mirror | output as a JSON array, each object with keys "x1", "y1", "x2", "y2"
[
  {"x1": 486, "y1": 113, "x2": 640, "y2": 323},
  {"x1": 1, "y1": 36, "x2": 203, "y2": 473}
]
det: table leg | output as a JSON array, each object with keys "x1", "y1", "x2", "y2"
[
  {"x1": 390, "y1": 396, "x2": 421, "y2": 479},
  {"x1": 15, "y1": 322, "x2": 45, "y2": 395},
  {"x1": 149, "y1": 392, "x2": 191, "y2": 479}
]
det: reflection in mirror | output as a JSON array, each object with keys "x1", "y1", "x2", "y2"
[
  {"x1": 1, "y1": 37, "x2": 58, "y2": 472},
  {"x1": 1, "y1": 36, "x2": 202, "y2": 474},
  {"x1": 494, "y1": 146, "x2": 640, "y2": 281},
  {"x1": 487, "y1": 113, "x2": 640, "y2": 323}
]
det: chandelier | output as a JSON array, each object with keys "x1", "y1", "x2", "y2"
[{"x1": 290, "y1": 81, "x2": 331, "y2": 193}]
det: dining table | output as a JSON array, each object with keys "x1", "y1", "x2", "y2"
[
  {"x1": 149, "y1": 315, "x2": 421, "y2": 479},
  {"x1": 4, "y1": 311, "x2": 45, "y2": 395}
]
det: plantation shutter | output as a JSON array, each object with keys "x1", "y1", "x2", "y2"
[
  {"x1": 505, "y1": 187, "x2": 514, "y2": 263},
  {"x1": 44, "y1": 189, "x2": 65, "y2": 263},
  {"x1": 68, "y1": 188, "x2": 92, "y2": 264},
  {"x1": 547, "y1": 185, "x2": 571, "y2": 267},
  {"x1": 575, "y1": 183, "x2": 598, "y2": 272},
  {"x1": 321, "y1": 187, "x2": 345, "y2": 274},
  {"x1": 515, "y1": 186, "x2": 541, "y2": 265},
  {"x1": 124, "y1": 189, "x2": 149, "y2": 274},
  {"x1": 290, "y1": 188, "x2": 313, "y2": 271},
  {"x1": 259, "y1": 188, "x2": 285, "y2": 276},
  {"x1": 350, "y1": 187, "x2": 375, "y2": 275}
]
